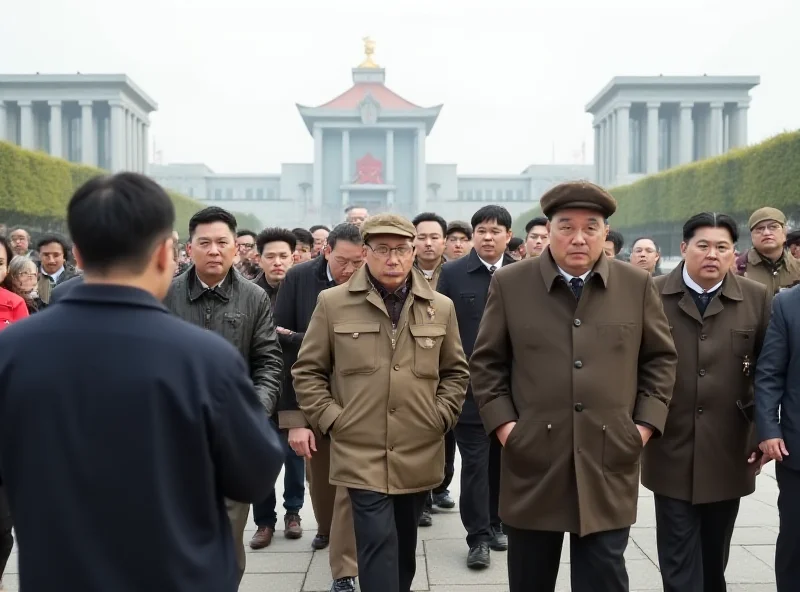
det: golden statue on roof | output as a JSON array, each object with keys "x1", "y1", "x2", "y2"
[{"x1": 358, "y1": 36, "x2": 379, "y2": 69}]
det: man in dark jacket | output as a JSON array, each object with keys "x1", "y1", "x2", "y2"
[
  {"x1": 163, "y1": 206, "x2": 283, "y2": 583},
  {"x1": 0, "y1": 173, "x2": 283, "y2": 592}
]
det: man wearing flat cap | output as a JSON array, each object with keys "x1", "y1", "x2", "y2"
[
  {"x1": 735, "y1": 207, "x2": 800, "y2": 293},
  {"x1": 470, "y1": 181, "x2": 678, "y2": 592},
  {"x1": 293, "y1": 214, "x2": 469, "y2": 592}
]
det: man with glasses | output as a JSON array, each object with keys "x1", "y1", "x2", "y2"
[
  {"x1": 276, "y1": 223, "x2": 364, "y2": 592},
  {"x1": 294, "y1": 214, "x2": 468, "y2": 592},
  {"x1": 235, "y1": 229, "x2": 260, "y2": 279},
  {"x1": 736, "y1": 207, "x2": 800, "y2": 293},
  {"x1": 444, "y1": 221, "x2": 472, "y2": 261}
]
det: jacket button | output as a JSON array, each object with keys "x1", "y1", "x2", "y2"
[
  {"x1": 700, "y1": 334, "x2": 707, "y2": 340},
  {"x1": 697, "y1": 406, "x2": 704, "y2": 414},
  {"x1": 699, "y1": 369, "x2": 706, "y2": 377},
  {"x1": 389, "y1": 408, "x2": 396, "y2": 414},
  {"x1": 393, "y1": 364, "x2": 400, "y2": 371},
  {"x1": 352, "y1": 332, "x2": 359, "y2": 339},
  {"x1": 389, "y1": 446, "x2": 394, "y2": 451},
  {"x1": 574, "y1": 360, "x2": 583, "y2": 369},
  {"x1": 573, "y1": 319, "x2": 581, "y2": 327},
  {"x1": 574, "y1": 403, "x2": 583, "y2": 412}
]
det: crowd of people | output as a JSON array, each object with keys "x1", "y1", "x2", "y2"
[{"x1": 0, "y1": 172, "x2": 798, "y2": 592}]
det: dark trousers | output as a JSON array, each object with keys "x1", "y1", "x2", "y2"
[
  {"x1": 348, "y1": 488, "x2": 427, "y2": 592},
  {"x1": 432, "y1": 430, "x2": 457, "y2": 496},
  {"x1": 488, "y1": 433, "x2": 501, "y2": 529},
  {"x1": 0, "y1": 487, "x2": 12, "y2": 578},
  {"x1": 454, "y1": 420, "x2": 494, "y2": 547},
  {"x1": 253, "y1": 422, "x2": 305, "y2": 528},
  {"x1": 654, "y1": 494, "x2": 739, "y2": 592},
  {"x1": 506, "y1": 525, "x2": 630, "y2": 592},
  {"x1": 777, "y1": 463, "x2": 800, "y2": 591}
]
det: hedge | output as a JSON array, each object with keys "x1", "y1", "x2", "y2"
[{"x1": 0, "y1": 141, "x2": 262, "y2": 238}]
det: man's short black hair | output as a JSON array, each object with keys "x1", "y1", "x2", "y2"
[
  {"x1": 256, "y1": 227, "x2": 297, "y2": 255},
  {"x1": 36, "y1": 234, "x2": 70, "y2": 256},
  {"x1": 682, "y1": 212, "x2": 740, "y2": 243},
  {"x1": 412, "y1": 212, "x2": 447, "y2": 236},
  {"x1": 471, "y1": 205, "x2": 512, "y2": 231},
  {"x1": 291, "y1": 227, "x2": 313, "y2": 247},
  {"x1": 309, "y1": 224, "x2": 330, "y2": 233},
  {"x1": 525, "y1": 216, "x2": 549, "y2": 234},
  {"x1": 236, "y1": 229, "x2": 257, "y2": 239},
  {"x1": 66, "y1": 173, "x2": 175, "y2": 274},
  {"x1": 787, "y1": 229, "x2": 800, "y2": 248},
  {"x1": 189, "y1": 206, "x2": 237, "y2": 239},
  {"x1": 508, "y1": 237, "x2": 524, "y2": 251},
  {"x1": 605, "y1": 229, "x2": 625, "y2": 255},
  {"x1": 327, "y1": 223, "x2": 363, "y2": 250}
]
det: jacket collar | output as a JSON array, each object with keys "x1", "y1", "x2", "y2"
[
  {"x1": 60, "y1": 283, "x2": 168, "y2": 312},
  {"x1": 348, "y1": 265, "x2": 435, "y2": 301},
  {"x1": 187, "y1": 265, "x2": 237, "y2": 302},
  {"x1": 539, "y1": 247, "x2": 610, "y2": 292},
  {"x1": 661, "y1": 262, "x2": 743, "y2": 301},
  {"x1": 465, "y1": 248, "x2": 516, "y2": 273},
  {"x1": 254, "y1": 272, "x2": 278, "y2": 297}
]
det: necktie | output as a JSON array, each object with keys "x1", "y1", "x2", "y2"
[
  {"x1": 488, "y1": 265, "x2": 497, "y2": 275},
  {"x1": 570, "y1": 277, "x2": 584, "y2": 300},
  {"x1": 696, "y1": 291, "x2": 713, "y2": 315}
]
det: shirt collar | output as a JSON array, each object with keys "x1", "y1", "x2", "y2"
[
  {"x1": 43, "y1": 266, "x2": 65, "y2": 281},
  {"x1": 477, "y1": 255, "x2": 504, "y2": 271},
  {"x1": 557, "y1": 266, "x2": 591, "y2": 283},
  {"x1": 198, "y1": 275, "x2": 224, "y2": 290},
  {"x1": 682, "y1": 264, "x2": 723, "y2": 295},
  {"x1": 326, "y1": 264, "x2": 334, "y2": 283}
]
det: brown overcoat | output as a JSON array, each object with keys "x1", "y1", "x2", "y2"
[
  {"x1": 642, "y1": 265, "x2": 772, "y2": 503},
  {"x1": 470, "y1": 250, "x2": 677, "y2": 536},
  {"x1": 740, "y1": 248, "x2": 800, "y2": 294},
  {"x1": 292, "y1": 266, "x2": 469, "y2": 495}
]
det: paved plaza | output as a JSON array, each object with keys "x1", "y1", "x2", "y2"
[{"x1": 2, "y1": 459, "x2": 781, "y2": 591}]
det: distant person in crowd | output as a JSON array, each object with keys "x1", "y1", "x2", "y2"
[
  {"x1": 253, "y1": 228, "x2": 296, "y2": 307},
  {"x1": 310, "y1": 225, "x2": 330, "y2": 257},
  {"x1": 0, "y1": 173, "x2": 283, "y2": 592},
  {"x1": 787, "y1": 230, "x2": 800, "y2": 260},
  {"x1": 507, "y1": 237, "x2": 525, "y2": 260},
  {"x1": 437, "y1": 205, "x2": 516, "y2": 570},
  {"x1": 292, "y1": 227, "x2": 314, "y2": 264},
  {"x1": 293, "y1": 214, "x2": 469, "y2": 592},
  {"x1": 3, "y1": 255, "x2": 44, "y2": 314},
  {"x1": 444, "y1": 221, "x2": 472, "y2": 261},
  {"x1": 470, "y1": 182, "x2": 677, "y2": 592},
  {"x1": 8, "y1": 228, "x2": 38, "y2": 260},
  {"x1": 36, "y1": 234, "x2": 80, "y2": 305},
  {"x1": 604, "y1": 228, "x2": 625, "y2": 259},
  {"x1": 646, "y1": 212, "x2": 771, "y2": 592},
  {"x1": 630, "y1": 236, "x2": 662, "y2": 276},
  {"x1": 524, "y1": 216, "x2": 549, "y2": 258},
  {"x1": 163, "y1": 206, "x2": 284, "y2": 584},
  {"x1": 756, "y1": 272, "x2": 800, "y2": 591},
  {"x1": 736, "y1": 207, "x2": 800, "y2": 293},
  {"x1": 235, "y1": 229, "x2": 260, "y2": 280},
  {"x1": 412, "y1": 212, "x2": 447, "y2": 291},
  {"x1": 345, "y1": 205, "x2": 369, "y2": 229}
]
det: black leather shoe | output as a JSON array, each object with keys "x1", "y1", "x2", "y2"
[
  {"x1": 433, "y1": 491, "x2": 456, "y2": 509},
  {"x1": 331, "y1": 577, "x2": 356, "y2": 592},
  {"x1": 467, "y1": 542, "x2": 491, "y2": 569},
  {"x1": 418, "y1": 508, "x2": 433, "y2": 527},
  {"x1": 489, "y1": 526, "x2": 508, "y2": 551},
  {"x1": 312, "y1": 533, "x2": 330, "y2": 550}
]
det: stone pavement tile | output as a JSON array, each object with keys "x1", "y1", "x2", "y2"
[
  {"x1": 240, "y1": 573, "x2": 305, "y2": 592},
  {"x1": 725, "y1": 545, "x2": 776, "y2": 584},
  {"x1": 429, "y1": 586, "x2": 509, "y2": 592},
  {"x1": 744, "y1": 544, "x2": 776, "y2": 567},
  {"x1": 417, "y1": 512, "x2": 468, "y2": 541},
  {"x1": 411, "y1": 555, "x2": 429, "y2": 591},
  {"x1": 626, "y1": 559, "x2": 663, "y2": 590},
  {"x1": 302, "y1": 551, "x2": 336, "y2": 591},
  {"x1": 737, "y1": 499, "x2": 780, "y2": 527},
  {"x1": 246, "y1": 551, "x2": 313, "y2": 573},
  {"x1": 246, "y1": 532, "x2": 316, "y2": 554},
  {"x1": 731, "y1": 526, "x2": 779, "y2": 545},
  {"x1": 629, "y1": 526, "x2": 659, "y2": 566},
  {"x1": 727, "y1": 585, "x2": 777, "y2": 592},
  {"x1": 424, "y1": 538, "x2": 508, "y2": 586},
  {"x1": 3, "y1": 552, "x2": 16, "y2": 574}
]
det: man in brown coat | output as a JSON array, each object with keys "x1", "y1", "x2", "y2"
[
  {"x1": 736, "y1": 207, "x2": 800, "y2": 293},
  {"x1": 292, "y1": 214, "x2": 469, "y2": 592},
  {"x1": 470, "y1": 182, "x2": 677, "y2": 592},
  {"x1": 644, "y1": 212, "x2": 772, "y2": 592}
]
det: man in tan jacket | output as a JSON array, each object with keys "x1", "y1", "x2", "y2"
[
  {"x1": 470, "y1": 182, "x2": 677, "y2": 592},
  {"x1": 293, "y1": 214, "x2": 469, "y2": 592}
]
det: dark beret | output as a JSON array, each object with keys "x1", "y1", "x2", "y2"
[{"x1": 540, "y1": 181, "x2": 617, "y2": 219}]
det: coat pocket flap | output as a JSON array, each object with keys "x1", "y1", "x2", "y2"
[
  {"x1": 409, "y1": 324, "x2": 447, "y2": 338},
  {"x1": 333, "y1": 322, "x2": 381, "y2": 334}
]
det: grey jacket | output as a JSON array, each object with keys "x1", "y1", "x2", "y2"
[{"x1": 164, "y1": 265, "x2": 283, "y2": 416}]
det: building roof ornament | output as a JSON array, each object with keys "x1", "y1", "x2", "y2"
[
  {"x1": 358, "y1": 37, "x2": 379, "y2": 69},
  {"x1": 358, "y1": 92, "x2": 380, "y2": 125}
]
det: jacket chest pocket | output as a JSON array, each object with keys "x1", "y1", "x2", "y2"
[
  {"x1": 409, "y1": 324, "x2": 447, "y2": 379},
  {"x1": 333, "y1": 322, "x2": 381, "y2": 375},
  {"x1": 597, "y1": 322, "x2": 637, "y2": 351},
  {"x1": 731, "y1": 328, "x2": 755, "y2": 358},
  {"x1": 222, "y1": 312, "x2": 246, "y2": 347},
  {"x1": 458, "y1": 292, "x2": 481, "y2": 320}
]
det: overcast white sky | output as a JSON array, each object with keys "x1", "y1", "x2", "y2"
[{"x1": 2, "y1": 0, "x2": 797, "y2": 174}]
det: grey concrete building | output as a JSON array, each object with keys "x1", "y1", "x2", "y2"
[
  {"x1": 586, "y1": 76, "x2": 759, "y2": 187},
  {"x1": 0, "y1": 74, "x2": 156, "y2": 173}
]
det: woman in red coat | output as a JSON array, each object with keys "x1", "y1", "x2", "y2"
[{"x1": 0, "y1": 235, "x2": 28, "y2": 328}]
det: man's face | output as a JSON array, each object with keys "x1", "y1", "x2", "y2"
[
  {"x1": 260, "y1": 240, "x2": 294, "y2": 286},
  {"x1": 346, "y1": 208, "x2": 369, "y2": 229},
  {"x1": 444, "y1": 231, "x2": 471, "y2": 260},
  {"x1": 603, "y1": 241, "x2": 617, "y2": 259},
  {"x1": 473, "y1": 219, "x2": 511, "y2": 263},
  {"x1": 790, "y1": 243, "x2": 800, "y2": 259},
  {"x1": 311, "y1": 229, "x2": 329, "y2": 256},
  {"x1": 236, "y1": 234, "x2": 257, "y2": 262},
  {"x1": 9, "y1": 229, "x2": 29, "y2": 256},
  {"x1": 413, "y1": 221, "x2": 445, "y2": 266},
  {"x1": 681, "y1": 226, "x2": 735, "y2": 288},
  {"x1": 364, "y1": 235, "x2": 414, "y2": 291},
  {"x1": 525, "y1": 225, "x2": 549, "y2": 258},
  {"x1": 548, "y1": 210, "x2": 607, "y2": 276},
  {"x1": 39, "y1": 241, "x2": 65, "y2": 275},
  {"x1": 188, "y1": 222, "x2": 236, "y2": 281},
  {"x1": 293, "y1": 241, "x2": 312, "y2": 264},
  {"x1": 325, "y1": 240, "x2": 365, "y2": 284},
  {"x1": 631, "y1": 239, "x2": 660, "y2": 273},
  {"x1": 751, "y1": 220, "x2": 785, "y2": 256}
]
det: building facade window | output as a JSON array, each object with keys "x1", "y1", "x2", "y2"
[
  {"x1": 515, "y1": 189, "x2": 523, "y2": 201},
  {"x1": 267, "y1": 189, "x2": 275, "y2": 200},
  {"x1": 226, "y1": 188, "x2": 233, "y2": 200},
  {"x1": 188, "y1": 187, "x2": 194, "y2": 198},
  {"x1": 245, "y1": 188, "x2": 253, "y2": 200},
  {"x1": 257, "y1": 188, "x2": 264, "y2": 200},
  {"x1": 495, "y1": 189, "x2": 503, "y2": 201},
  {"x1": 505, "y1": 190, "x2": 513, "y2": 201},
  {"x1": 214, "y1": 188, "x2": 222, "y2": 200}
]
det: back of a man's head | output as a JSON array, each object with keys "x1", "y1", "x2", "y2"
[{"x1": 67, "y1": 173, "x2": 176, "y2": 297}]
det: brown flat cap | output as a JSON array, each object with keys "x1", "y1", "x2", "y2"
[
  {"x1": 361, "y1": 214, "x2": 416, "y2": 240},
  {"x1": 446, "y1": 220, "x2": 473, "y2": 239},
  {"x1": 540, "y1": 181, "x2": 617, "y2": 219},
  {"x1": 748, "y1": 207, "x2": 786, "y2": 230}
]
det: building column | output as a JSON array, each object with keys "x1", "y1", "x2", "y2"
[
  {"x1": 733, "y1": 100, "x2": 749, "y2": 148},
  {"x1": 615, "y1": 103, "x2": 630, "y2": 183},
  {"x1": 607, "y1": 111, "x2": 616, "y2": 184},
  {"x1": 0, "y1": 101, "x2": 6, "y2": 142},
  {"x1": 312, "y1": 125, "x2": 323, "y2": 210},
  {"x1": 593, "y1": 124, "x2": 600, "y2": 183},
  {"x1": 48, "y1": 101, "x2": 62, "y2": 158},
  {"x1": 386, "y1": 129, "x2": 395, "y2": 207},
  {"x1": 109, "y1": 100, "x2": 126, "y2": 172},
  {"x1": 133, "y1": 116, "x2": 141, "y2": 172},
  {"x1": 415, "y1": 126, "x2": 426, "y2": 213},
  {"x1": 709, "y1": 102, "x2": 724, "y2": 157},
  {"x1": 646, "y1": 102, "x2": 660, "y2": 174},
  {"x1": 126, "y1": 111, "x2": 135, "y2": 170},
  {"x1": 19, "y1": 101, "x2": 34, "y2": 150},
  {"x1": 141, "y1": 121, "x2": 149, "y2": 173},
  {"x1": 79, "y1": 100, "x2": 94, "y2": 165},
  {"x1": 679, "y1": 102, "x2": 694, "y2": 164}
]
